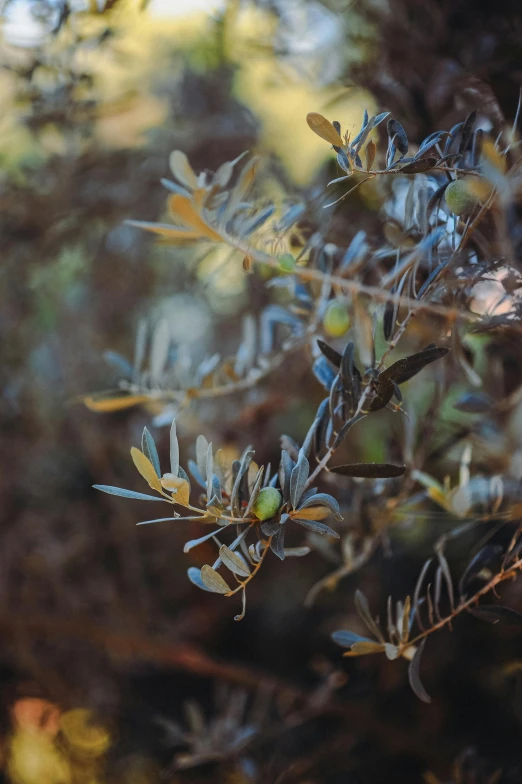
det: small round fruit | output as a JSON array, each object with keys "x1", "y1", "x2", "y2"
[
  {"x1": 444, "y1": 179, "x2": 478, "y2": 216},
  {"x1": 278, "y1": 253, "x2": 296, "y2": 273},
  {"x1": 252, "y1": 487, "x2": 282, "y2": 521},
  {"x1": 323, "y1": 300, "x2": 350, "y2": 338}
]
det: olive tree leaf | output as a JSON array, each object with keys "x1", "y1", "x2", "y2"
[
  {"x1": 330, "y1": 463, "x2": 406, "y2": 478},
  {"x1": 317, "y1": 339, "x2": 342, "y2": 368},
  {"x1": 292, "y1": 518, "x2": 340, "y2": 538},
  {"x1": 170, "y1": 419, "x2": 179, "y2": 476},
  {"x1": 344, "y1": 641, "x2": 386, "y2": 657},
  {"x1": 200, "y1": 565, "x2": 232, "y2": 594},
  {"x1": 306, "y1": 113, "x2": 344, "y2": 146},
  {"x1": 469, "y1": 605, "x2": 522, "y2": 628},
  {"x1": 130, "y1": 447, "x2": 163, "y2": 492},
  {"x1": 184, "y1": 528, "x2": 225, "y2": 553},
  {"x1": 298, "y1": 493, "x2": 342, "y2": 520},
  {"x1": 355, "y1": 590, "x2": 384, "y2": 642},
  {"x1": 94, "y1": 485, "x2": 167, "y2": 502},
  {"x1": 187, "y1": 567, "x2": 215, "y2": 593},
  {"x1": 141, "y1": 428, "x2": 161, "y2": 477},
  {"x1": 408, "y1": 639, "x2": 431, "y2": 703},
  {"x1": 332, "y1": 630, "x2": 378, "y2": 648},
  {"x1": 220, "y1": 545, "x2": 251, "y2": 578},
  {"x1": 290, "y1": 454, "x2": 309, "y2": 508}
]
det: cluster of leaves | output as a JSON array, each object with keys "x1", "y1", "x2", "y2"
[{"x1": 93, "y1": 91, "x2": 522, "y2": 702}]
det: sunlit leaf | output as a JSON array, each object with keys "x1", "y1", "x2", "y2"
[
  {"x1": 169, "y1": 150, "x2": 198, "y2": 189},
  {"x1": 83, "y1": 394, "x2": 150, "y2": 412},
  {"x1": 306, "y1": 112, "x2": 344, "y2": 146},
  {"x1": 168, "y1": 195, "x2": 223, "y2": 241},
  {"x1": 131, "y1": 447, "x2": 163, "y2": 492},
  {"x1": 343, "y1": 641, "x2": 386, "y2": 656}
]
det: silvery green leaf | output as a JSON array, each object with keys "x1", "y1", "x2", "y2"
[
  {"x1": 276, "y1": 203, "x2": 305, "y2": 232},
  {"x1": 300, "y1": 399, "x2": 328, "y2": 459},
  {"x1": 279, "y1": 449, "x2": 295, "y2": 502},
  {"x1": 373, "y1": 111, "x2": 390, "y2": 126},
  {"x1": 384, "y1": 643, "x2": 400, "y2": 660},
  {"x1": 103, "y1": 350, "x2": 134, "y2": 379},
  {"x1": 133, "y1": 318, "x2": 147, "y2": 378},
  {"x1": 290, "y1": 454, "x2": 309, "y2": 508},
  {"x1": 141, "y1": 427, "x2": 161, "y2": 478},
  {"x1": 312, "y1": 357, "x2": 337, "y2": 392},
  {"x1": 178, "y1": 465, "x2": 191, "y2": 491},
  {"x1": 354, "y1": 590, "x2": 385, "y2": 642},
  {"x1": 231, "y1": 449, "x2": 254, "y2": 516},
  {"x1": 150, "y1": 319, "x2": 170, "y2": 384},
  {"x1": 206, "y1": 442, "x2": 214, "y2": 500},
  {"x1": 187, "y1": 567, "x2": 215, "y2": 593},
  {"x1": 298, "y1": 493, "x2": 342, "y2": 521},
  {"x1": 283, "y1": 546, "x2": 311, "y2": 557},
  {"x1": 160, "y1": 178, "x2": 191, "y2": 197},
  {"x1": 234, "y1": 587, "x2": 247, "y2": 621},
  {"x1": 94, "y1": 485, "x2": 165, "y2": 502},
  {"x1": 339, "y1": 230, "x2": 367, "y2": 271},
  {"x1": 134, "y1": 517, "x2": 177, "y2": 526},
  {"x1": 188, "y1": 459, "x2": 206, "y2": 489},
  {"x1": 184, "y1": 528, "x2": 224, "y2": 553},
  {"x1": 270, "y1": 525, "x2": 286, "y2": 560},
  {"x1": 220, "y1": 545, "x2": 251, "y2": 577},
  {"x1": 292, "y1": 518, "x2": 339, "y2": 537},
  {"x1": 196, "y1": 434, "x2": 209, "y2": 479},
  {"x1": 239, "y1": 204, "x2": 275, "y2": 237},
  {"x1": 261, "y1": 520, "x2": 280, "y2": 536},
  {"x1": 200, "y1": 565, "x2": 231, "y2": 594},
  {"x1": 244, "y1": 467, "x2": 265, "y2": 519},
  {"x1": 332, "y1": 630, "x2": 377, "y2": 648},
  {"x1": 169, "y1": 419, "x2": 179, "y2": 476},
  {"x1": 137, "y1": 515, "x2": 204, "y2": 525}
]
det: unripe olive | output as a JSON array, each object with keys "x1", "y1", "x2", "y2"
[
  {"x1": 444, "y1": 179, "x2": 478, "y2": 216},
  {"x1": 278, "y1": 253, "x2": 296, "y2": 273},
  {"x1": 252, "y1": 487, "x2": 282, "y2": 521},
  {"x1": 323, "y1": 300, "x2": 350, "y2": 338}
]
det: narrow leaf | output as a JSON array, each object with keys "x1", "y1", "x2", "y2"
[
  {"x1": 408, "y1": 639, "x2": 431, "y2": 703},
  {"x1": 332, "y1": 630, "x2": 377, "y2": 648},
  {"x1": 344, "y1": 641, "x2": 386, "y2": 657},
  {"x1": 93, "y1": 485, "x2": 166, "y2": 502},
  {"x1": 469, "y1": 605, "x2": 522, "y2": 627},
  {"x1": 330, "y1": 463, "x2": 406, "y2": 478},
  {"x1": 290, "y1": 454, "x2": 309, "y2": 508},
  {"x1": 142, "y1": 428, "x2": 161, "y2": 477},
  {"x1": 292, "y1": 518, "x2": 340, "y2": 538}
]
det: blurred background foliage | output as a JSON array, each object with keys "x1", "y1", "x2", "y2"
[{"x1": 2, "y1": 0, "x2": 522, "y2": 782}]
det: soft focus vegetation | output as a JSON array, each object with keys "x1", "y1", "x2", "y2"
[{"x1": 2, "y1": 1, "x2": 522, "y2": 783}]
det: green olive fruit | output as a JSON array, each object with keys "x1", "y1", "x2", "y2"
[
  {"x1": 278, "y1": 253, "x2": 296, "y2": 273},
  {"x1": 323, "y1": 300, "x2": 351, "y2": 338},
  {"x1": 252, "y1": 487, "x2": 282, "y2": 521},
  {"x1": 444, "y1": 179, "x2": 478, "y2": 216}
]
